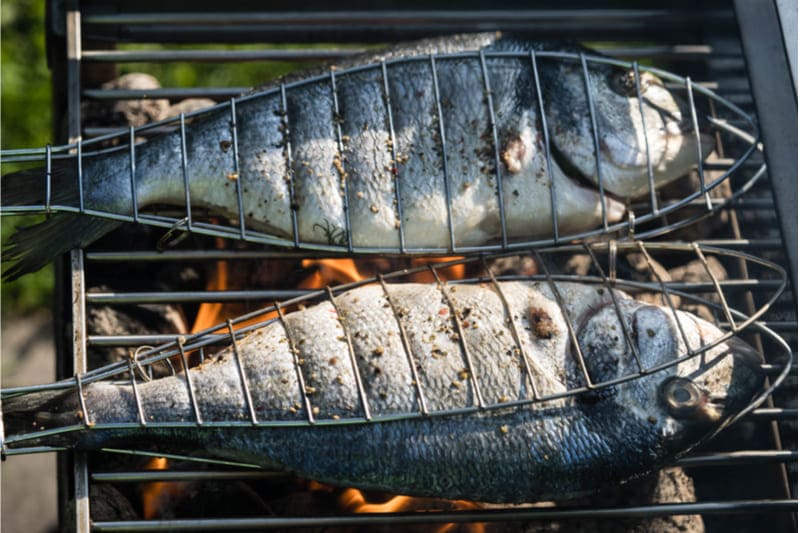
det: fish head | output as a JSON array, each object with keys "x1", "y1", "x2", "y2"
[
  {"x1": 575, "y1": 299, "x2": 764, "y2": 452},
  {"x1": 546, "y1": 58, "x2": 715, "y2": 198}
]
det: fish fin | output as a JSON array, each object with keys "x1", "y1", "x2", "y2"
[
  {"x1": 2, "y1": 389, "x2": 80, "y2": 446},
  {"x1": 3, "y1": 163, "x2": 122, "y2": 280},
  {"x1": 1, "y1": 163, "x2": 76, "y2": 207},
  {"x1": 2, "y1": 213, "x2": 122, "y2": 280}
]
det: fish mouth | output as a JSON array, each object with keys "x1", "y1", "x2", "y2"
[
  {"x1": 548, "y1": 140, "x2": 631, "y2": 209},
  {"x1": 695, "y1": 334, "x2": 766, "y2": 432}
]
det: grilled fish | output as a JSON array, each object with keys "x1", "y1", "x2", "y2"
[
  {"x1": 2, "y1": 281, "x2": 764, "y2": 502},
  {"x1": 2, "y1": 34, "x2": 712, "y2": 279}
]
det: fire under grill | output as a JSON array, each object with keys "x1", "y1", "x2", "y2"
[{"x1": 0, "y1": 1, "x2": 797, "y2": 532}]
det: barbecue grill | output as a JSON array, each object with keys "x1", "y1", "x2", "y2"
[{"x1": 0, "y1": 1, "x2": 796, "y2": 532}]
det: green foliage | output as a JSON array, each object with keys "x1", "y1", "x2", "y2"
[{"x1": 1, "y1": 1, "x2": 54, "y2": 316}]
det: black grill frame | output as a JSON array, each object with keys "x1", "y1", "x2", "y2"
[{"x1": 32, "y1": 1, "x2": 799, "y2": 531}]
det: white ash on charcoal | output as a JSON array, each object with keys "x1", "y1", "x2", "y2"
[
  {"x1": 636, "y1": 154, "x2": 732, "y2": 242},
  {"x1": 166, "y1": 97, "x2": 217, "y2": 118},
  {"x1": 87, "y1": 294, "x2": 188, "y2": 372},
  {"x1": 562, "y1": 250, "x2": 728, "y2": 324},
  {"x1": 82, "y1": 73, "x2": 170, "y2": 130},
  {"x1": 484, "y1": 255, "x2": 538, "y2": 277},
  {"x1": 81, "y1": 73, "x2": 217, "y2": 144}
]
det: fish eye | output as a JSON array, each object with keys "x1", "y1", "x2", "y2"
[
  {"x1": 609, "y1": 69, "x2": 638, "y2": 97},
  {"x1": 659, "y1": 377, "x2": 704, "y2": 418}
]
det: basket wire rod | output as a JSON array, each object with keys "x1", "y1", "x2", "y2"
[
  {"x1": 376, "y1": 275, "x2": 429, "y2": 416},
  {"x1": 325, "y1": 286, "x2": 372, "y2": 421},
  {"x1": 76, "y1": 139, "x2": 85, "y2": 212},
  {"x1": 128, "y1": 127, "x2": 139, "y2": 222},
  {"x1": 229, "y1": 98, "x2": 246, "y2": 239},
  {"x1": 532, "y1": 249, "x2": 594, "y2": 388},
  {"x1": 530, "y1": 50, "x2": 561, "y2": 242},
  {"x1": 635, "y1": 242, "x2": 694, "y2": 355},
  {"x1": 178, "y1": 113, "x2": 193, "y2": 231},
  {"x1": 329, "y1": 69, "x2": 354, "y2": 252},
  {"x1": 381, "y1": 60, "x2": 407, "y2": 252},
  {"x1": 41, "y1": 144, "x2": 52, "y2": 215},
  {"x1": 480, "y1": 257, "x2": 540, "y2": 400},
  {"x1": 579, "y1": 52, "x2": 609, "y2": 230},
  {"x1": 274, "y1": 303, "x2": 315, "y2": 424},
  {"x1": 429, "y1": 264, "x2": 486, "y2": 409},
  {"x1": 479, "y1": 49, "x2": 509, "y2": 247},
  {"x1": 632, "y1": 61, "x2": 659, "y2": 215},
  {"x1": 430, "y1": 54, "x2": 457, "y2": 251},
  {"x1": 74, "y1": 373, "x2": 92, "y2": 427},
  {"x1": 692, "y1": 243, "x2": 737, "y2": 330},
  {"x1": 162, "y1": 355, "x2": 176, "y2": 377},
  {"x1": 126, "y1": 357, "x2": 147, "y2": 427},
  {"x1": 608, "y1": 239, "x2": 618, "y2": 282},
  {"x1": 226, "y1": 320, "x2": 258, "y2": 425},
  {"x1": 583, "y1": 243, "x2": 644, "y2": 373},
  {"x1": 177, "y1": 338, "x2": 203, "y2": 425},
  {"x1": 685, "y1": 77, "x2": 712, "y2": 211},
  {"x1": 279, "y1": 83, "x2": 300, "y2": 247}
]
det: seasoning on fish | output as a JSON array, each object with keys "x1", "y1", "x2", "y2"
[
  {"x1": 2, "y1": 34, "x2": 713, "y2": 279},
  {"x1": 2, "y1": 281, "x2": 764, "y2": 502}
]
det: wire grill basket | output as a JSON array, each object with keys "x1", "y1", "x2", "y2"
[
  {"x1": 1, "y1": 49, "x2": 764, "y2": 254},
  {"x1": 2, "y1": 241, "x2": 790, "y2": 460}
]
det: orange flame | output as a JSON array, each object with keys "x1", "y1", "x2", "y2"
[{"x1": 140, "y1": 457, "x2": 190, "y2": 519}]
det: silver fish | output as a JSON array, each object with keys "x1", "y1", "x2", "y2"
[
  {"x1": 2, "y1": 281, "x2": 764, "y2": 502},
  {"x1": 2, "y1": 34, "x2": 712, "y2": 279}
]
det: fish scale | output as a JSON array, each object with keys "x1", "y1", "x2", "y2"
[
  {"x1": 1, "y1": 280, "x2": 766, "y2": 502},
  {"x1": 2, "y1": 33, "x2": 719, "y2": 279}
]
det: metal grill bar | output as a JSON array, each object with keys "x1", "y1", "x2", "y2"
[
  {"x1": 88, "y1": 500, "x2": 798, "y2": 531},
  {"x1": 82, "y1": 48, "x2": 364, "y2": 62},
  {"x1": 78, "y1": 44, "x2": 724, "y2": 63}
]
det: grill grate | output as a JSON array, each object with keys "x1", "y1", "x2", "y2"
[{"x1": 0, "y1": 1, "x2": 796, "y2": 532}]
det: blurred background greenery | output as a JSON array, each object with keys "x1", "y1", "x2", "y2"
[{"x1": 2, "y1": 1, "x2": 53, "y2": 317}]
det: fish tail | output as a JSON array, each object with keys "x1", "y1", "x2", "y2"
[
  {"x1": 2, "y1": 163, "x2": 121, "y2": 280},
  {"x1": 2, "y1": 389, "x2": 82, "y2": 448}
]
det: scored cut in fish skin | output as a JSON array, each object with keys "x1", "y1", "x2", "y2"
[{"x1": 2, "y1": 281, "x2": 765, "y2": 502}]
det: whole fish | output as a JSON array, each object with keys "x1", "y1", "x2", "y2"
[
  {"x1": 2, "y1": 281, "x2": 764, "y2": 502},
  {"x1": 2, "y1": 34, "x2": 712, "y2": 279}
]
